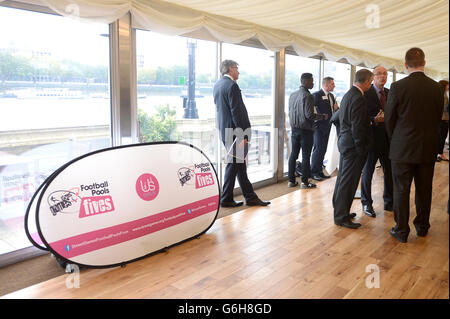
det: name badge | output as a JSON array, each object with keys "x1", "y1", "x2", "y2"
[{"x1": 322, "y1": 96, "x2": 328, "y2": 100}]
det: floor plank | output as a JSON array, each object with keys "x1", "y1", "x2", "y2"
[{"x1": 2, "y1": 158, "x2": 448, "y2": 299}]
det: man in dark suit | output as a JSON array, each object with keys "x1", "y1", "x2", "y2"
[
  {"x1": 385, "y1": 48, "x2": 443, "y2": 243},
  {"x1": 213, "y1": 59, "x2": 270, "y2": 208},
  {"x1": 333, "y1": 69, "x2": 374, "y2": 229},
  {"x1": 311, "y1": 77, "x2": 338, "y2": 181},
  {"x1": 360, "y1": 66, "x2": 394, "y2": 218}
]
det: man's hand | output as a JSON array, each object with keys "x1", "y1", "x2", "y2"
[
  {"x1": 333, "y1": 102, "x2": 339, "y2": 111},
  {"x1": 238, "y1": 138, "x2": 248, "y2": 148},
  {"x1": 322, "y1": 113, "x2": 329, "y2": 120},
  {"x1": 375, "y1": 109, "x2": 384, "y2": 123}
]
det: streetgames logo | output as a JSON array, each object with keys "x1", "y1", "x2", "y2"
[
  {"x1": 178, "y1": 163, "x2": 214, "y2": 189},
  {"x1": 177, "y1": 167, "x2": 195, "y2": 186},
  {"x1": 48, "y1": 180, "x2": 115, "y2": 218},
  {"x1": 48, "y1": 189, "x2": 82, "y2": 216}
]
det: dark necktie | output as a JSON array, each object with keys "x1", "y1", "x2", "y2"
[
  {"x1": 327, "y1": 94, "x2": 333, "y2": 113},
  {"x1": 379, "y1": 89, "x2": 386, "y2": 110}
]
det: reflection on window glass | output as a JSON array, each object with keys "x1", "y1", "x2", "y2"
[
  {"x1": 284, "y1": 54, "x2": 320, "y2": 173},
  {"x1": 136, "y1": 31, "x2": 218, "y2": 168},
  {"x1": 0, "y1": 7, "x2": 111, "y2": 255},
  {"x1": 221, "y1": 44, "x2": 275, "y2": 183}
]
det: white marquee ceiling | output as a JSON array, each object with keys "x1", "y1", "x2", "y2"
[
  {"x1": 161, "y1": 0, "x2": 449, "y2": 77},
  {"x1": 16, "y1": 0, "x2": 447, "y2": 77}
]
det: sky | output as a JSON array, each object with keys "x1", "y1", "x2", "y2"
[{"x1": 0, "y1": 6, "x2": 109, "y2": 66}]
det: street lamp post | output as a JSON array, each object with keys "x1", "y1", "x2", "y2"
[{"x1": 183, "y1": 39, "x2": 198, "y2": 119}]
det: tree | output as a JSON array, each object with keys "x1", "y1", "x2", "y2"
[
  {"x1": 0, "y1": 52, "x2": 33, "y2": 83},
  {"x1": 138, "y1": 104, "x2": 179, "y2": 142}
]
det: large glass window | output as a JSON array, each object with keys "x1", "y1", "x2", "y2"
[
  {"x1": 284, "y1": 54, "x2": 321, "y2": 173},
  {"x1": 136, "y1": 31, "x2": 218, "y2": 168},
  {"x1": 396, "y1": 72, "x2": 408, "y2": 81},
  {"x1": 0, "y1": 7, "x2": 111, "y2": 255},
  {"x1": 323, "y1": 60, "x2": 351, "y2": 103},
  {"x1": 221, "y1": 44, "x2": 275, "y2": 183}
]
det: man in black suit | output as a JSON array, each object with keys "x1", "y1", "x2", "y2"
[
  {"x1": 385, "y1": 48, "x2": 443, "y2": 243},
  {"x1": 360, "y1": 66, "x2": 394, "y2": 218},
  {"x1": 333, "y1": 69, "x2": 374, "y2": 229},
  {"x1": 213, "y1": 59, "x2": 270, "y2": 208},
  {"x1": 311, "y1": 77, "x2": 338, "y2": 181}
]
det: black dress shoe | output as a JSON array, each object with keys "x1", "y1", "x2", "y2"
[
  {"x1": 416, "y1": 229, "x2": 428, "y2": 237},
  {"x1": 384, "y1": 204, "x2": 393, "y2": 211},
  {"x1": 301, "y1": 182, "x2": 317, "y2": 189},
  {"x1": 390, "y1": 228, "x2": 407, "y2": 243},
  {"x1": 319, "y1": 173, "x2": 331, "y2": 179},
  {"x1": 311, "y1": 175, "x2": 323, "y2": 181},
  {"x1": 349, "y1": 213, "x2": 357, "y2": 219},
  {"x1": 246, "y1": 198, "x2": 271, "y2": 206},
  {"x1": 220, "y1": 201, "x2": 243, "y2": 208},
  {"x1": 363, "y1": 205, "x2": 376, "y2": 217},
  {"x1": 335, "y1": 220, "x2": 361, "y2": 229}
]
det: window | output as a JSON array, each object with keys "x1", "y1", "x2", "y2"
[
  {"x1": 323, "y1": 60, "x2": 351, "y2": 103},
  {"x1": 0, "y1": 7, "x2": 111, "y2": 255},
  {"x1": 284, "y1": 54, "x2": 321, "y2": 173},
  {"x1": 356, "y1": 66, "x2": 374, "y2": 73},
  {"x1": 136, "y1": 31, "x2": 218, "y2": 168},
  {"x1": 396, "y1": 73, "x2": 408, "y2": 81},
  {"x1": 221, "y1": 44, "x2": 275, "y2": 182}
]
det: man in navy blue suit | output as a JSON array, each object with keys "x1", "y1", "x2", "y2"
[
  {"x1": 213, "y1": 59, "x2": 270, "y2": 208},
  {"x1": 311, "y1": 77, "x2": 339, "y2": 181}
]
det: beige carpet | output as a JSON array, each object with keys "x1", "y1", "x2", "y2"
[{"x1": 0, "y1": 178, "x2": 327, "y2": 297}]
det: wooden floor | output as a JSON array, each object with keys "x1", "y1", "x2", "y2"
[{"x1": 3, "y1": 159, "x2": 449, "y2": 299}]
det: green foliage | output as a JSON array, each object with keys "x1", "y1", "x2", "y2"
[
  {"x1": 0, "y1": 52, "x2": 34, "y2": 82},
  {"x1": 138, "y1": 105, "x2": 179, "y2": 142},
  {"x1": 0, "y1": 52, "x2": 108, "y2": 83}
]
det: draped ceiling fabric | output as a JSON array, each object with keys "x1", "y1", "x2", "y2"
[{"x1": 38, "y1": 0, "x2": 449, "y2": 78}]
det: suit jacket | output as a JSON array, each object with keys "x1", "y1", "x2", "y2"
[
  {"x1": 289, "y1": 86, "x2": 326, "y2": 131},
  {"x1": 338, "y1": 86, "x2": 372, "y2": 155},
  {"x1": 330, "y1": 108, "x2": 340, "y2": 136},
  {"x1": 385, "y1": 72, "x2": 443, "y2": 163},
  {"x1": 365, "y1": 85, "x2": 390, "y2": 153},
  {"x1": 313, "y1": 89, "x2": 335, "y2": 132},
  {"x1": 213, "y1": 76, "x2": 251, "y2": 146}
]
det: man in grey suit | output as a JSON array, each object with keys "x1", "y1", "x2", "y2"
[
  {"x1": 333, "y1": 69, "x2": 374, "y2": 229},
  {"x1": 213, "y1": 59, "x2": 270, "y2": 208},
  {"x1": 385, "y1": 48, "x2": 443, "y2": 243}
]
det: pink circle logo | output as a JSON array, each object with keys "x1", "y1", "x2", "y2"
[{"x1": 136, "y1": 173, "x2": 159, "y2": 201}]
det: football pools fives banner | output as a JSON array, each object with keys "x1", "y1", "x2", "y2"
[{"x1": 25, "y1": 142, "x2": 220, "y2": 268}]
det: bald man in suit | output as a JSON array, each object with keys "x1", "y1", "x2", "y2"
[{"x1": 360, "y1": 66, "x2": 394, "y2": 218}]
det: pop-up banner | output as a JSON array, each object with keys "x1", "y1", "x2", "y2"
[
  {"x1": 25, "y1": 180, "x2": 48, "y2": 251},
  {"x1": 29, "y1": 142, "x2": 220, "y2": 268}
]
